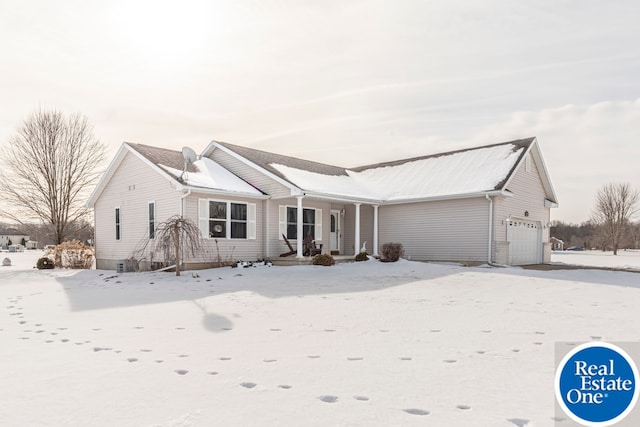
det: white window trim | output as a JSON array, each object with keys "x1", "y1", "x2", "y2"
[
  {"x1": 198, "y1": 198, "x2": 256, "y2": 240},
  {"x1": 115, "y1": 207, "x2": 121, "y2": 241},
  {"x1": 148, "y1": 201, "x2": 156, "y2": 239},
  {"x1": 279, "y1": 205, "x2": 322, "y2": 241}
]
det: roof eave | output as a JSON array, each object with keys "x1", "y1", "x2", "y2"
[
  {"x1": 183, "y1": 185, "x2": 270, "y2": 200},
  {"x1": 205, "y1": 140, "x2": 303, "y2": 194},
  {"x1": 383, "y1": 190, "x2": 508, "y2": 205}
]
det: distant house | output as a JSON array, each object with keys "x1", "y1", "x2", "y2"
[
  {"x1": 550, "y1": 237, "x2": 564, "y2": 251},
  {"x1": 0, "y1": 228, "x2": 30, "y2": 250},
  {"x1": 87, "y1": 137, "x2": 558, "y2": 269}
]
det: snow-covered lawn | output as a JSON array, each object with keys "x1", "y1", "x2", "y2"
[
  {"x1": 1, "y1": 251, "x2": 639, "y2": 426},
  {"x1": 551, "y1": 249, "x2": 640, "y2": 270}
]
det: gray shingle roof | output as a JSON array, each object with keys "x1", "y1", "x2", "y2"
[
  {"x1": 126, "y1": 142, "x2": 198, "y2": 181},
  {"x1": 215, "y1": 141, "x2": 349, "y2": 184}
]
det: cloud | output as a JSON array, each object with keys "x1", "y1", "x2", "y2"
[{"x1": 468, "y1": 99, "x2": 640, "y2": 223}]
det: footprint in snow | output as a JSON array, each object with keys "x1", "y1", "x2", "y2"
[
  {"x1": 481, "y1": 330, "x2": 492, "y2": 333},
  {"x1": 270, "y1": 328, "x2": 282, "y2": 332},
  {"x1": 307, "y1": 355, "x2": 320, "y2": 359},
  {"x1": 550, "y1": 416, "x2": 566, "y2": 422},
  {"x1": 240, "y1": 382, "x2": 256, "y2": 389},
  {"x1": 140, "y1": 349, "x2": 152, "y2": 353},
  {"x1": 127, "y1": 358, "x2": 138, "y2": 363},
  {"x1": 278, "y1": 384, "x2": 292, "y2": 389},
  {"x1": 507, "y1": 419, "x2": 530, "y2": 427},
  {"x1": 133, "y1": 326, "x2": 144, "y2": 329},
  {"x1": 534, "y1": 331, "x2": 545, "y2": 335},
  {"x1": 399, "y1": 357, "x2": 412, "y2": 361},
  {"x1": 512, "y1": 349, "x2": 520, "y2": 353},
  {"x1": 353, "y1": 396, "x2": 369, "y2": 401},
  {"x1": 178, "y1": 354, "x2": 189, "y2": 358},
  {"x1": 533, "y1": 342, "x2": 543, "y2": 345},
  {"x1": 347, "y1": 357, "x2": 363, "y2": 361},
  {"x1": 379, "y1": 329, "x2": 389, "y2": 332},
  {"x1": 207, "y1": 371, "x2": 218, "y2": 375},
  {"x1": 324, "y1": 329, "x2": 336, "y2": 332},
  {"x1": 60, "y1": 339, "x2": 69, "y2": 343},
  {"x1": 263, "y1": 359, "x2": 277, "y2": 363},
  {"x1": 476, "y1": 350, "x2": 486, "y2": 354},
  {"x1": 403, "y1": 408, "x2": 430, "y2": 416},
  {"x1": 155, "y1": 360, "x2": 164, "y2": 363},
  {"x1": 430, "y1": 329, "x2": 441, "y2": 333},
  {"x1": 318, "y1": 395, "x2": 338, "y2": 403},
  {"x1": 443, "y1": 359, "x2": 457, "y2": 363},
  {"x1": 456, "y1": 404, "x2": 471, "y2": 411},
  {"x1": 175, "y1": 370, "x2": 189, "y2": 375},
  {"x1": 218, "y1": 357, "x2": 232, "y2": 361}
]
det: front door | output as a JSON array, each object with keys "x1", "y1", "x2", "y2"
[{"x1": 330, "y1": 210, "x2": 340, "y2": 253}]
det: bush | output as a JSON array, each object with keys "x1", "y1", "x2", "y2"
[
  {"x1": 312, "y1": 253, "x2": 335, "y2": 266},
  {"x1": 354, "y1": 252, "x2": 369, "y2": 262},
  {"x1": 36, "y1": 257, "x2": 55, "y2": 270},
  {"x1": 380, "y1": 242, "x2": 404, "y2": 262},
  {"x1": 45, "y1": 240, "x2": 94, "y2": 269}
]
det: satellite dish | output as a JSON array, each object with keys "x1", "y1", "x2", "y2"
[
  {"x1": 182, "y1": 147, "x2": 197, "y2": 164},
  {"x1": 180, "y1": 147, "x2": 198, "y2": 181}
]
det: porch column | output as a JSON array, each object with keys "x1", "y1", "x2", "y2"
[
  {"x1": 354, "y1": 203, "x2": 361, "y2": 255},
  {"x1": 373, "y1": 204, "x2": 379, "y2": 257},
  {"x1": 296, "y1": 196, "x2": 304, "y2": 258}
]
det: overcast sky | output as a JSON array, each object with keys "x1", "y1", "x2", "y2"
[{"x1": 1, "y1": 1, "x2": 639, "y2": 223}]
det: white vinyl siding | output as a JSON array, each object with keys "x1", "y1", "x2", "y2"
[
  {"x1": 494, "y1": 157, "x2": 551, "y2": 243},
  {"x1": 93, "y1": 151, "x2": 183, "y2": 269},
  {"x1": 378, "y1": 198, "x2": 489, "y2": 262}
]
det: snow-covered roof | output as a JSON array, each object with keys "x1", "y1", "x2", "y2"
[
  {"x1": 209, "y1": 138, "x2": 541, "y2": 203},
  {"x1": 159, "y1": 157, "x2": 263, "y2": 195}
]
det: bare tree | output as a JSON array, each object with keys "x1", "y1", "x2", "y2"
[
  {"x1": 591, "y1": 182, "x2": 639, "y2": 255},
  {"x1": 0, "y1": 109, "x2": 106, "y2": 244},
  {"x1": 150, "y1": 215, "x2": 202, "y2": 276}
]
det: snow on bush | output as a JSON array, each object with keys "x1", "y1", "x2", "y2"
[{"x1": 44, "y1": 241, "x2": 94, "y2": 269}]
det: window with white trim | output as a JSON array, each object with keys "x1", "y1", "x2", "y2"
[
  {"x1": 148, "y1": 202, "x2": 155, "y2": 239},
  {"x1": 198, "y1": 199, "x2": 256, "y2": 239},
  {"x1": 279, "y1": 205, "x2": 322, "y2": 241},
  {"x1": 115, "y1": 207, "x2": 121, "y2": 240}
]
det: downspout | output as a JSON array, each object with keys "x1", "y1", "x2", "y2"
[
  {"x1": 179, "y1": 189, "x2": 191, "y2": 272},
  {"x1": 180, "y1": 189, "x2": 191, "y2": 217},
  {"x1": 485, "y1": 194, "x2": 493, "y2": 264}
]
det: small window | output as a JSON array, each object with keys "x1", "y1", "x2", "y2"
[
  {"x1": 148, "y1": 202, "x2": 155, "y2": 239},
  {"x1": 115, "y1": 208, "x2": 121, "y2": 240}
]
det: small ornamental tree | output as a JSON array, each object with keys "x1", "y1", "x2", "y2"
[{"x1": 149, "y1": 216, "x2": 202, "y2": 276}]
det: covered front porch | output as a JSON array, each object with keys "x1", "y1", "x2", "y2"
[{"x1": 272, "y1": 195, "x2": 381, "y2": 260}]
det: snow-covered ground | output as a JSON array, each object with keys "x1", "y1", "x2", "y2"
[
  {"x1": 1, "y1": 250, "x2": 639, "y2": 426},
  {"x1": 551, "y1": 249, "x2": 640, "y2": 270}
]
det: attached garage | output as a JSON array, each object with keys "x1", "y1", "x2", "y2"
[{"x1": 507, "y1": 219, "x2": 542, "y2": 265}]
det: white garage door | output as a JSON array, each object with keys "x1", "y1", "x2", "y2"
[{"x1": 507, "y1": 219, "x2": 541, "y2": 265}]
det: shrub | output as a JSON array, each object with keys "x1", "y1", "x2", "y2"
[
  {"x1": 380, "y1": 242, "x2": 404, "y2": 262},
  {"x1": 45, "y1": 240, "x2": 95, "y2": 269},
  {"x1": 36, "y1": 257, "x2": 55, "y2": 270},
  {"x1": 312, "y1": 253, "x2": 335, "y2": 266},
  {"x1": 354, "y1": 252, "x2": 369, "y2": 262}
]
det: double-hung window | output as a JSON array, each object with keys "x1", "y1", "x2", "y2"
[
  {"x1": 279, "y1": 205, "x2": 322, "y2": 241},
  {"x1": 199, "y1": 199, "x2": 256, "y2": 239}
]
